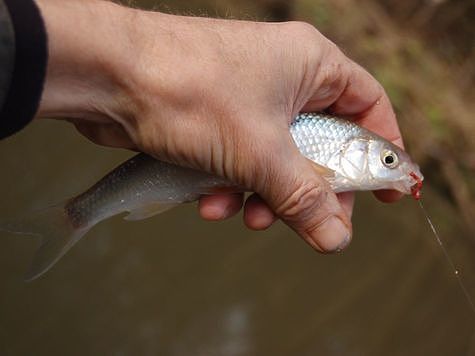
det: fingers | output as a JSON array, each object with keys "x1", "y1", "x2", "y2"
[
  {"x1": 199, "y1": 193, "x2": 243, "y2": 221},
  {"x1": 199, "y1": 193, "x2": 278, "y2": 231},
  {"x1": 302, "y1": 52, "x2": 404, "y2": 150},
  {"x1": 373, "y1": 189, "x2": 404, "y2": 203},
  {"x1": 243, "y1": 194, "x2": 277, "y2": 230},
  {"x1": 327, "y1": 61, "x2": 388, "y2": 120},
  {"x1": 198, "y1": 191, "x2": 353, "y2": 241},
  {"x1": 344, "y1": 91, "x2": 403, "y2": 149},
  {"x1": 304, "y1": 53, "x2": 403, "y2": 147}
]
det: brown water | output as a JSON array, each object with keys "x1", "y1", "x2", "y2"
[{"x1": 1, "y1": 120, "x2": 475, "y2": 355}]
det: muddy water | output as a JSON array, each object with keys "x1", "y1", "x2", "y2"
[{"x1": 1, "y1": 119, "x2": 474, "y2": 355}]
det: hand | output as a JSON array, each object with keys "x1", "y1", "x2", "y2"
[{"x1": 36, "y1": 0, "x2": 403, "y2": 253}]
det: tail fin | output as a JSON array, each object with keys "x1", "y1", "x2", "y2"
[{"x1": 0, "y1": 204, "x2": 90, "y2": 281}]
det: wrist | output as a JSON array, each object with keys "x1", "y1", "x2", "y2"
[{"x1": 36, "y1": 0, "x2": 139, "y2": 124}]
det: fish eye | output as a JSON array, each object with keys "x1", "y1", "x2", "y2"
[{"x1": 381, "y1": 150, "x2": 399, "y2": 169}]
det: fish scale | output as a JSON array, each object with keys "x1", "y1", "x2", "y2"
[{"x1": 291, "y1": 113, "x2": 362, "y2": 169}]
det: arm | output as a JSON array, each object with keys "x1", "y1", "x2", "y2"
[{"x1": 35, "y1": 0, "x2": 403, "y2": 252}]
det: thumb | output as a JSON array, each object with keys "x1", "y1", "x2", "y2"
[{"x1": 260, "y1": 144, "x2": 352, "y2": 253}]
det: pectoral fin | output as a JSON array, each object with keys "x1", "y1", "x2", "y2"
[
  {"x1": 124, "y1": 202, "x2": 179, "y2": 221},
  {"x1": 307, "y1": 159, "x2": 335, "y2": 178}
]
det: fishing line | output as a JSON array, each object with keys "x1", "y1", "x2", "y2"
[{"x1": 418, "y1": 199, "x2": 475, "y2": 314}]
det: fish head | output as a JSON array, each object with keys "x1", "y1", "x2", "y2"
[
  {"x1": 366, "y1": 138, "x2": 424, "y2": 196},
  {"x1": 335, "y1": 136, "x2": 423, "y2": 196}
]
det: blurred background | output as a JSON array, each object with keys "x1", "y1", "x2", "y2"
[{"x1": 0, "y1": 0, "x2": 474, "y2": 355}]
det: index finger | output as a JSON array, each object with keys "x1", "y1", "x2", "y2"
[
  {"x1": 303, "y1": 56, "x2": 404, "y2": 202},
  {"x1": 329, "y1": 61, "x2": 403, "y2": 148},
  {"x1": 332, "y1": 62, "x2": 405, "y2": 202}
]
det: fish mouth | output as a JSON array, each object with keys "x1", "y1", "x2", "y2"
[
  {"x1": 409, "y1": 171, "x2": 423, "y2": 200},
  {"x1": 390, "y1": 164, "x2": 424, "y2": 197}
]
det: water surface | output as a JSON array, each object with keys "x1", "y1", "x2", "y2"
[{"x1": 1, "y1": 119, "x2": 474, "y2": 355}]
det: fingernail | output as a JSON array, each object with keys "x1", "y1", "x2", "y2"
[
  {"x1": 335, "y1": 234, "x2": 351, "y2": 253},
  {"x1": 309, "y1": 216, "x2": 351, "y2": 253}
]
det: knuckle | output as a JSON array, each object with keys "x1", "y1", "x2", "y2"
[
  {"x1": 284, "y1": 21, "x2": 320, "y2": 40},
  {"x1": 313, "y1": 62, "x2": 349, "y2": 101},
  {"x1": 277, "y1": 181, "x2": 328, "y2": 223},
  {"x1": 324, "y1": 38, "x2": 343, "y2": 55},
  {"x1": 320, "y1": 61, "x2": 345, "y2": 85},
  {"x1": 281, "y1": 21, "x2": 323, "y2": 58},
  {"x1": 287, "y1": 21, "x2": 322, "y2": 53}
]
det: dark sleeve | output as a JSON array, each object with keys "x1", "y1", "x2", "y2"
[
  {"x1": 0, "y1": 0, "x2": 48, "y2": 139},
  {"x1": 0, "y1": 0, "x2": 14, "y2": 117}
]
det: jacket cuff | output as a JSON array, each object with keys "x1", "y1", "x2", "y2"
[{"x1": 0, "y1": 0, "x2": 48, "y2": 139}]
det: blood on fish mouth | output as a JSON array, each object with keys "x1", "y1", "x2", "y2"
[{"x1": 409, "y1": 172, "x2": 423, "y2": 200}]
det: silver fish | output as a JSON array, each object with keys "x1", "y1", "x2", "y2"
[{"x1": 1, "y1": 113, "x2": 423, "y2": 280}]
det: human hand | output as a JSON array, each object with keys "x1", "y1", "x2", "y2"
[{"x1": 36, "y1": 0, "x2": 403, "y2": 253}]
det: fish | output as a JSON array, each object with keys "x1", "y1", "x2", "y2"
[{"x1": 1, "y1": 113, "x2": 423, "y2": 280}]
